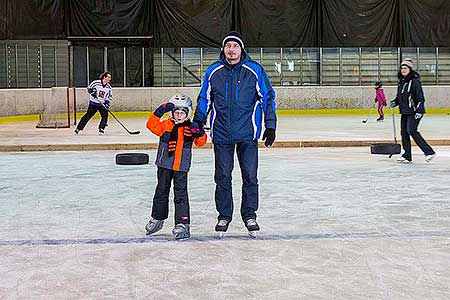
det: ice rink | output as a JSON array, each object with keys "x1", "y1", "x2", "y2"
[{"x1": 1, "y1": 146, "x2": 450, "y2": 299}]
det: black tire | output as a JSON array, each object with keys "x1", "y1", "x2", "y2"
[
  {"x1": 370, "y1": 143, "x2": 401, "y2": 155},
  {"x1": 115, "y1": 153, "x2": 149, "y2": 165}
]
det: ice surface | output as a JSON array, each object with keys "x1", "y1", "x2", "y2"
[{"x1": 1, "y1": 147, "x2": 450, "y2": 299}]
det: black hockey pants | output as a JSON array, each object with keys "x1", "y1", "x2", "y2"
[{"x1": 76, "y1": 104, "x2": 108, "y2": 131}]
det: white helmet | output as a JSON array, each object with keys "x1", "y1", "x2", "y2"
[{"x1": 169, "y1": 94, "x2": 192, "y2": 124}]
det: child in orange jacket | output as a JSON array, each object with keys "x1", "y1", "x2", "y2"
[{"x1": 144, "y1": 94, "x2": 207, "y2": 240}]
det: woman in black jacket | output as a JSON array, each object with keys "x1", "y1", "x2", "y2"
[{"x1": 390, "y1": 58, "x2": 435, "y2": 163}]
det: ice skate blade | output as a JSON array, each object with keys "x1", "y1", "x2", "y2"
[
  {"x1": 248, "y1": 231, "x2": 257, "y2": 239},
  {"x1": 218, "y1": 232, "x2": 226, "y2": 239}
]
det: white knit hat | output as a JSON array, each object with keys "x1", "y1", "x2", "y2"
[{"x1": 400, "y1": 58, "x2": 414, "y2": 69}]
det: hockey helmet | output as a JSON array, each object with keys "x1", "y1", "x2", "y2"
[{"x1": 168, "y1": 94, "x2": 192, "y2": 123}]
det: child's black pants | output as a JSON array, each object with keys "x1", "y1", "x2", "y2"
[{"x1": 151, "y1": 166, "x2": 190, "y2": 224}]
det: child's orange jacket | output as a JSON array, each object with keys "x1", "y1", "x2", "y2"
[{"x1": 146, "y1": 114, "x2": 207, "y2": 172}]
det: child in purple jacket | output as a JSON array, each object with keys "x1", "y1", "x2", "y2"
[{"x1": 374, "y1": 81, "x2": 387, "y2": 121}]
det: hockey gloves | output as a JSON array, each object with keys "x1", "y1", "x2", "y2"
[
  {"x1": 415, "y1": 113, "x2": 423, "y2": 120},
  {"x1": 154, "y1": 102, "x2": 175, "y2": 118},
  {"x1": 88, "y1": 87, "x2": 97, "y2": 97},
  {"x1": 104, "y1": 100, "x2": 111, "y2": 109},
  {"x1": 189, "y1": 121, "x2": 204, "y2": 138},
  {"x1": 262, "y1": 128, "x2": 276, "y2": 147}
]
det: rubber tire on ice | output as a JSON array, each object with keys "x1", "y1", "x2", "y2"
[
  {"x1": 370, "y1": 143, "x2": 401, "y2": 155},
  {"x1": 115, "y1": 153, "x2": 149, "y2": 165}
]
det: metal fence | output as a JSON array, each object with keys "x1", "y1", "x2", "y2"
[{"x1": 1, "y1": 41, "x2": 450, "y2": 88}]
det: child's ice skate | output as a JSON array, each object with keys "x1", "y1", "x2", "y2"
[
  {"x1": 145, "y1": 218, "x2": 164, "y2": 235},
  {"x1": 215, "y1": 219, "x2": 229, "y2": 239},
  {"x1": 376, "y1": 116, "x2": 384, "y2": 122},
  {"x1": 245, "y1": 219, "x2": 260, "y2": 239},
  {"x1": 172, "y1": 223, "x2": 190, "y2": 240}
]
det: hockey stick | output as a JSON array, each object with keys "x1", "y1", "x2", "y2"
[
  {"x1": 388, "y1": 106, "x2": 401, "y2": 158},
  {"x1": 102, "y1": 104, "x2": 140, "y2": 135},
  {"x1": 362, "y1": 102, "x2": 376, "y2": 123}
]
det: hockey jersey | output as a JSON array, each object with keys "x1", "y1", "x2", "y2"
[{"x1": 87, "y1": 80, "x2": 112, "y2": 106}]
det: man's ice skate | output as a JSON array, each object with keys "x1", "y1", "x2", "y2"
[
  {"x1": 215, "y1": 219, "x2": 229, "y2": 239},
  {"x1": 245, "y1": 219, "x2": 260, "y2": 238},
  {"x1": 145, "y1": 218, "x2": 164, "y2": 235}
]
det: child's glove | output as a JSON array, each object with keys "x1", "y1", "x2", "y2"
[
  {"x1": 154, "y1": 102, "x2": 175, "y2": 118},
  {"x1": 262, "y1": 128, "x2": 276, "y2": 147},
  {"x1": 190, "y1": 121, "x2": 204, "y2": 138}
]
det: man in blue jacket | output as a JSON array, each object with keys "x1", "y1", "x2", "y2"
[{"x1": 193, "y1": 31, "x2": 277, "y2": 237}]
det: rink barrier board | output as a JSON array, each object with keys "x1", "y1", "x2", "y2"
[
  {"x1": 1, "y1": 109, "x2": 450, "y2": 124},
  {"x1": 2, "y1": 139, "x2": 450, "y2": 152}
]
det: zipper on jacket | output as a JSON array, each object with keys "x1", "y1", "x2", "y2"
[
  {"x1": 235, "y1": 72, "x2": 240, "y2": 103},
  {"x1": 226, "y1": 74, "x2": 233, "y2": 143}
]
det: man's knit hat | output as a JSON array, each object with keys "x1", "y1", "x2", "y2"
[
  {"x1": 222, "y1": 31, "x2": 244, "y2": 49},
  {"x1": 400, "y1": 58, "x2": 414, "y2": 69}
]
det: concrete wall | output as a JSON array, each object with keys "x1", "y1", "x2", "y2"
[{"x1": 1, "y1": 86, "x2": 449, "y2": 117}]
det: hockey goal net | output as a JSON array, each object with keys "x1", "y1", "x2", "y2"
[{"x1": 36, "y1": 87, "x2": 76, "y2": 128}]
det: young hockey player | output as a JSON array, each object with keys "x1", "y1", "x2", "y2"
[
  {"x1": 74, "y1": 71, "x2": 112, "y2": 135},
  {"x1": 374, "y1": 81, "x2": 387, "y2": 122},
  {"x1": 144, "y1": 94, "x2": 207, "y2": 240}
]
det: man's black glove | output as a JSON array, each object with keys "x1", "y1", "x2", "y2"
[{"x1": 262, "y1": 128, "x2": 276, "y2": 147}]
